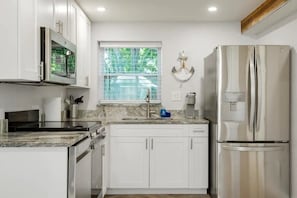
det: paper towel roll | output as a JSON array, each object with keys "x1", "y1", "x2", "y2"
[
  {"x1": 0, "y1": 109, "x2": 4, "y2": 119},
  {"x1": 43, "y1": 97, "x2": 62, "y2": 121}
]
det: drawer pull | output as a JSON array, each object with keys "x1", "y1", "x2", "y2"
[{"x1": 193, "y1": 130, "x2": 205, "y2": 133}]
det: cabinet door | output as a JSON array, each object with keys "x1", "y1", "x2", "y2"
[
  {"x1": 150, "y1": 137, "x2": 189, "y2": 188},
  {"x1": 0, "y1": 0, "x2": 18, "y2": 79},
  {"x1": 189, "y1": 137, "x2": 208, "y2": 188},
  {"x1": 75, "y1": 9, "x2": 90, "y2": 87},
  {"x1": 54, "y1": 0, "x2": 68, "y2": 37},
  {"x1": 37, "y1": 0, "x2": 54, "y2": 29},
  {"x1": 110, "y1": 137, "x2": 149, "y2": 188},
  {"x1": 67, "y1": 0, "x2": 77, "y2": 44},
  {"x1": 19, "y1": 0, "x2": 39, "y2": 81}
]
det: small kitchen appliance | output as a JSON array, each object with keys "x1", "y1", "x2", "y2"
[
  {"x1": 185, "y1": 92, "x2": 196, "y2": 118},
  {"x1": 40, "y1": 27, "x2": 76, "y2": 85}
]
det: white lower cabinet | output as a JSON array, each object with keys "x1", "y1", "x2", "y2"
[
  {"x1": 150, "y1": 137, "x2": 189, "y2": 188},
  {"x1": 110, "y1": 137, "x2": 149, "y2": 188},
  {"x1": 0, "y1": 147, "x2": 68, "y2": 198},
  {"x1": 189, "y1": 137, "x2": 208, "y2": 188},
  {"x1": 109, "y1": 124, "x2": 208, "y2": 192}
]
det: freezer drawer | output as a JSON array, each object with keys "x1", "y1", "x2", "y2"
[{"x1": 218, "y1": 143, "x2": 289, "y2": 198}]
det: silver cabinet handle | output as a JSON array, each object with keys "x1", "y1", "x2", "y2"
[
  {"x1": 146, "y1": 138, "x2": 148, "y2": 150},
  {"x1": 190, "y1": 138, "x2": 193, "y2": 150},
  {"x1": 151, "y1": 139, "x2": 153, "y2": 150},
  {"x1": 56, "y1": 21, "x2": 63, "y2": 34},
  {"x1": 222, "y1": 145, "x2": 284, "y2": 152}
]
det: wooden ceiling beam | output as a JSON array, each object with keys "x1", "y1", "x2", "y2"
[{"x1": 241, "y1": 0, "x2": 288, "y2": 33}]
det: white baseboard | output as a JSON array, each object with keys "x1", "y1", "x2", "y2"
[{"x1": 106, "y1": 188, "x2": 207, "y2": 195}]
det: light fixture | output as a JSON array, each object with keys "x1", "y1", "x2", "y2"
[
  {"x1": 97, "y1": 7, "x2": 106, "y2": 12},
  {"x1": 208, "y1": 6, "x2": 218, "y2": 12}
]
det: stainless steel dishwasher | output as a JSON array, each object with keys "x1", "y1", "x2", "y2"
[
  {"x1": 91, "y1": 126, "x2": 106, "y2": 198},
  {"x1": 68, "y1": 136, "x2": 92, "y2": 198}
]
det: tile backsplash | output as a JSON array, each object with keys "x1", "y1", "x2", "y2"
[{"x1": 75, "y1": 104, "x2": 199, "y2": 121}]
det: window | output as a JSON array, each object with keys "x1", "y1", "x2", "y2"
[{"x1": 99, "y1": 42, "x2": 161, "y2": 103}]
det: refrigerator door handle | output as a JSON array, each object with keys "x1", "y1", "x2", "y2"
[
  {"x1": 248, "y1": 50, "x2": 256, "y2": 132},
  {"x1": 255, "y1": 48, "x2": 262, "y2": 132},
  {"x1": 222, "y1": 145, "x2": 284, "y2": 152}
]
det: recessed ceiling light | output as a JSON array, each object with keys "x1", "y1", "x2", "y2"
[
  {"x1": 97, "y1": 7, "x2": 106, "y2": 12},
  {"x1": 208, "y1": 6, "x2": 218, "y2": 12}
]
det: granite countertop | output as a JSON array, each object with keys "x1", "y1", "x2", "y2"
[
  {"x1": 0, "y1": 132, "x2": 89, "y2": 147},
  {"x1": 105, "y1": 117, "x2": 209, "y2": 125}
]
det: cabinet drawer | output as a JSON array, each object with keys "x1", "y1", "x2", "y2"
[
  {"x1": 188, "y1": 124, "x2": 208, "y2": 137},
  {"x1": 110, "y1": 124, "x2": 187, "y2": 137}
]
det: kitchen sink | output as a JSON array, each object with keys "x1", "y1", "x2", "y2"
[{"x1": 122, "y1": 117, "x2": 173, "y2": 121}]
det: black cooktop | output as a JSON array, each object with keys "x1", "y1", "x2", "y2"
[
  {"x1": 8, "y1": 121, "x2": 102, "y2": 132},
  {"x1": 6, "y1": 110, "x2": 102, "y2": 132}
]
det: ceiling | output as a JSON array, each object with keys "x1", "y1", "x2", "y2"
[{"x1": 76, "y1": 0, "x2": 265, "y2": 22}]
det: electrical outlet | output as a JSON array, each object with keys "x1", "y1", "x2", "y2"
[{"x1": 171, "y1": 91, "x2": 181, "y2": 101}]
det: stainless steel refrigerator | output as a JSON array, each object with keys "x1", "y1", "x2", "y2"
[{"x1": 204, "y1": 45, "x2": 290, "y2": 198}]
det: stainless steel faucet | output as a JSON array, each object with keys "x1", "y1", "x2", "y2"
[{"x1": 145, "y1": 88, "x2": 155, "y2": 118}]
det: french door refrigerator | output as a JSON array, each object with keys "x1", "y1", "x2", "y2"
[{"x1": 204, "y1": 45, "x2": 290, "y2": 198}]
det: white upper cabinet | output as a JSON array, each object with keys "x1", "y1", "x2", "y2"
[
  {"x1": 54, "y1": 0, "x2": 68, "y2": 38},
  {"x1": 0, "y1": 0, "x2": 89, "y2": 84},
  {"x1": 72, "y1": 7, "x2": 91, "y2": 88},
  {"x1": 67, "y1": 0, "x2": 77, "y2": 44},
  {"x1": 37, "y1": 0, "x2": 55, "y2": 29},
  {"x1": 0, "y1": 0, "x2": 39, "y2": 81},
  {"x1": 0, "y1": 0, "x2": 18, "y2": 80}
]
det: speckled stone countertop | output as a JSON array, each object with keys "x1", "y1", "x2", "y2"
[
  {"x1": 105, "y1": 117, "x2": 209, "y2": 125},
  {"x1": 0, "y1": 132, "x2": 89, "y2": 147}
]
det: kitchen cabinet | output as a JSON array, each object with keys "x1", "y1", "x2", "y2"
[
  {"x1": 54, "y1": 0, "x2": 68, "y2": 38},
  {"x1": 72, "y1": 7, "x2": 91, "y2": 88},
  {"x1": 189, "y1": 125, "x2": 209, "y2": 188},
  {"x1": 0, "y1": 147, "x2": 68, "y2": 198},
  {"x1": 110, "y1": 137, "x2": 149, "y2": 188},
  {"x1": 150, "y1": 137, "x2": 188, "y2": 188},
  {"x1": 108, "y1": 124, "x2": 208, "y2": 192},
  {"x1": 0, "y1": 0, "x2": 89, "y2": 84},
  {"x1": 37, "y1": 0, "x2": 55, "y2": 29},
  {"x1": 68, "y1": 0, "x2": 77, "y2": 44},
  {"x1": 0, "y1": 0, "x2": 39, "y2": 81}
]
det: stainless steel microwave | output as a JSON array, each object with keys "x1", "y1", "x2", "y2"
[{"x1": 40, "y1": 27, "x2": 76, "y2": 85}]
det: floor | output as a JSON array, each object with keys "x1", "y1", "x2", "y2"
[{"x1": 105, "y1": 195, "x2": 210, "y2": 198}]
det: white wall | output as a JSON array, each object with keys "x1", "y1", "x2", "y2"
[
  {"x1": 0, "y1": 84, "x2": 66, "y2": 114},
  {"x1": 86, "y1": 22, "x2": 255, "y2": 111},
  {"x1": 256, "y1": 18, "x2": 297, "y2": 198},
  {"x1": 87, "y1": 21, "x2": 297, "y2": 197}
]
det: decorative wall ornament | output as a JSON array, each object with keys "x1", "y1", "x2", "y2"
[{"x1": 171, "y1": 51, "x2": 195, "y2": 82}]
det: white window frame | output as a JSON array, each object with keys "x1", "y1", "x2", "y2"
[{"x1": 98, "y1": 41, "x2": 162, "y2": 104}]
